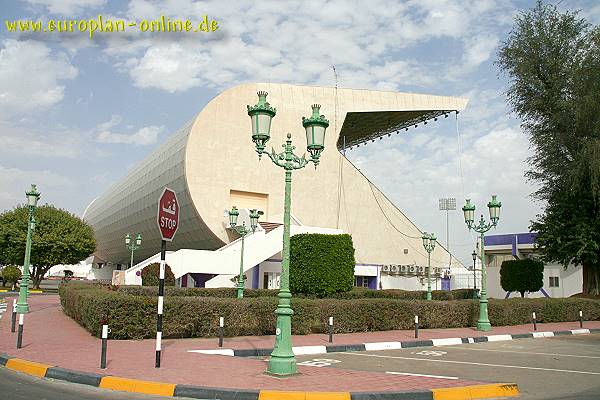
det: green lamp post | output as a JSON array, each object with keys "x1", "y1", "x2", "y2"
[
  {"x1": 16, "y1": 184, "x2": 41, "y2": 314},
  {"x1": 228, "y1": 206, "x2": 262, "y2": 299},
  {"x1": 472, "y1": 250, "x2": 478, "y2": 300},
  {"x1": 125, "y1": 233, "x2": 142, "y2": 269},
  {"x1": 247, "y1": 91, "x2": 329, "y2": 376},
  {"x1": 421, "y1": 232, "x2": 436, "y2": 300},
  {"x1": 462, "y1": 195, "x2": 502, "y2": 331}
]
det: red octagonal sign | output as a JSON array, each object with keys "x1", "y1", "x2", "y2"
[{"x1": 157, "y1": 187, "x2": 179, "y2": 241}]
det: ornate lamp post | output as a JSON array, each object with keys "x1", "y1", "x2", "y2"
[
  {"x1": 228, "y1": 207, "x2": 262, "y2": 298},
  {"x1": 16, "y1": 184, "x2": 41, "y2": 314},
  {"x1": 462, "y1": 195, "x2": 502, "y2": 331},
  {"x1": 247, "y1": 91, "x2": 329, "y2": 376},
  {"x1": 472, "y1": 249, "x2": 478, "y2": 299},
  {"x1": 421, "y1": 232, "x2": 436, "y2": 300},
  {"x1": 125, "y1": 233, "x2": 142, "y2": 269}
]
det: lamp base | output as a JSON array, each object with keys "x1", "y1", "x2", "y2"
[
  {"x1": 266, "y1": 355, "x2": 298, "y2": 376},
  {"x1": 476, "y1": 320, "x2": 492, "y2": 331}
]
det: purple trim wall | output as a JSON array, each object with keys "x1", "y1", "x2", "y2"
[
  {"x1": 368, "y1": 276, "x2": 377, "y2": 289},
  {"x1": 189, "y1": 273, "x2": 217, "y2": 288},
  {"x1": 252, "y1": 265, "x2": 259, "y2": 289},
  {"x1": 484, "y1": 232, "x2": 537, "y2": 246}
]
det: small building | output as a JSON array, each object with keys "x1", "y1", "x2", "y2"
[{"x1": 484, "y1": 232, "x2": 582, "y2": 298}]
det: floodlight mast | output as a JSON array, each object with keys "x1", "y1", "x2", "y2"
[{"x1": 438, "y1": 197, "x2": 456, "y2": 269}]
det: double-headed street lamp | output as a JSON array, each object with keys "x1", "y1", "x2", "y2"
[
  {"x1": 421, "y1": 232, "x2": 437, "y2": 300},
  {"x1": 472, "y1": 249, "x2": 478, "y2": 299},
  {"x1": 125, "y1": 233, "x2": 142, "y2": 269},
  {"x1": 462, "y1": 195, "x2": 502, "y2": 331},
  {"x1": 247, "y1": 91, "x2": 329, "y2": 376},
  {"x1": 228, "y1": 206, "x2": 262, "y2": 299},
  {"x1": 16, "y1": 184, "x2": 41, "y2": 314}
]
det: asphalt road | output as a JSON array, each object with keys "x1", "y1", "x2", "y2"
[{"x1": 295, "y1": 333, "x2": 600, "y2": 400}]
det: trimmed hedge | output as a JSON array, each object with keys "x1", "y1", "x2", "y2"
[
  {"x1": 290, "y1": 233, "x2": 355, "y2": 297},
  {"x1": 59, "y1": 282, "x2": 600, "y2": 340},
  {"x1": 141, "y1": 263, "x2": 175, "y2": 286}
]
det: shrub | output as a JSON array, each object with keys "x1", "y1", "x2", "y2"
[
  {"x1": 59, "y1": 282, "x2": 600, "y2": 340},
  {"x1": 2, "y1": 265, "x2": 21, "y2": 288},
  {"x1": 289, "y1": 233, "x2": 355, "y2": 297},
  {"x1": 141, "y1": 263, "x2": 175, "y2": 286},
  {"x1": 500, "y1": 258, "x2": 544, "y2": 297}
]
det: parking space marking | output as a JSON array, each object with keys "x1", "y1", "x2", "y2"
[
  {"x1": 456, "y1": 347, "x2": 600, "y2": 359},
  {"x1": 386, "y1": 371, "x2": 459, "y2": 380},
  {"x1": 414, "y1": 350, "x2": 447, "y2": 357},
  {"x1": 297, "y1": 358, "x2": 341, "y2": 368},
  {"x1": 342, "y1": 352, "x2": 600, "y2": 375}
]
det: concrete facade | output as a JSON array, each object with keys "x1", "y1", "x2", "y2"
[{"x1": 84, "y1": 83, "x2": 469, "y2": 281}]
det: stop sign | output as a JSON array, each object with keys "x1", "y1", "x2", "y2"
[{"x1": 157, "y1": 187, "x2": 179, "y2": 241}]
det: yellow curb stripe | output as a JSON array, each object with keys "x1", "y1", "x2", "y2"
[
  {"x1": 432, "y1": 383, "x2": 519, "y2": 400},
  {"x1": 259, "y1": 391, "x2": 350, "y2": 400},
  {"x1": 5, "y1": 358, "x2": 52, "y2": 378},
  {"x1": 0, "y1": 289, "x2": 8, "y2": 292},
  {"x1": 99, "y1": 376, "x2": 175, "y2": 397}
]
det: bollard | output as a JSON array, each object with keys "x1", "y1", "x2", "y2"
[
  {"x1": 328, "y1": 317, "x2": 334, "y2": 343},
  {"x1": 218, "y1": 317, "x2": 224, "y2": 347},
  {"x1": 532, "y1": 312, "x2": 537, "y2": 331},
  {"x1": 414, "y1": 315, "x2": 419, "y2": 338},
  {"x1": 579, "y1": 310, "x2": 583, "y2": 328},
  {"x1": 11, "y1": 300, "x2": 16, "y2": 333},
  {"x1": 100, "y1": 324, "x2": 108, "y2": 369},
  {"x1": 16, "y1": 314, "x2": 24, "y2": 349}
]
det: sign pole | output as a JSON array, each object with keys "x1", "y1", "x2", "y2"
[{"x1": 155, "y1": 239, "x2": 166, "y2": 368}]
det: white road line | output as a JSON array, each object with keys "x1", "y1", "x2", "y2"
[
  {"x1": 386, "y1": 371, "x2": 459, "y2": 380},
  {"x1": 455, "y1": 347, "x2": 600, "y2": 359},
  {"x1": 342, "y1": 352, "x2": 600, "y2": 375},
  {"x1": 188, "y1": 349, "x2": 235, "y2": 356}
]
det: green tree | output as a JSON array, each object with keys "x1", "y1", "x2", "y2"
[
  {"x1": 2, "y1": 265, "x2": 21, "y2": 289},
  {"x1": 0, "y1": 205, "x2": 96, "y2": 289},
  {"x1": 141, "y1": 263, "x2": 175, "y2": 286},
  {"x1": 290, "y1": 233, "x2": 355, "y2": 297},
  {"x1": 500, "y1": 259, "x2": 545, "y2": 297},
  {"x1": 497, "y1": 1, "x2": 600, "y2": 294}
]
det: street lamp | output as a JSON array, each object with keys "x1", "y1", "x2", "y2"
[
  {"x1": 472, "y1": 250, "x2": 478, "y2": 299},
  {"x1": 462, "y1": 195, "x2": 502, "y2": 331},
  {"x1": 421, "y1": 232, "x2": 436, "y2": 300},
  {"x1": 125, "y1": 233, "x2": 142, "y2": 269},
  {"x1": 228, "y1": 206, "x2": 262, "y2": 299},
  {"x1": 16, "y1": 184, "x2": 41, "y2": 314},
  {"x1": 247, "y1": 91, "x2": 329, "y2": 376}
]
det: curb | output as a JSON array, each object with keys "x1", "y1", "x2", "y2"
[
  {"x1": 192, "y1": 327, "x2": 600, "y2": 357},
  {"x1": 0, "y1": 353, "x2": 518, "y2": 399}
]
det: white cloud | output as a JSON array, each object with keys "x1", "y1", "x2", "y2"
[
  {"x1": 25, "y1": 0, "x2": 106, "y2": 15},
  {"x1": 95, "y1": 115, "x2": 163, "y2": 145},
  {"x1": 461, "y1": 34, "x2": 499, "y2": 70},
  {"x1": 0, "y1": 121, "x2": 84, "y2": 158},
  {"x1": 0, "y1": 39, "x2": 77, "y2": 117}
]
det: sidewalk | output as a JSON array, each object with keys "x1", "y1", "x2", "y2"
[{"x1": 2, "y1": 295, "x2": 594, "y2": 395}]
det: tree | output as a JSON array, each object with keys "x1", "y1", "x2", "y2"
[
  {"x1": 141, "y1": 263, "x2": 175, "y2": 286},
  {"x1": 290, "y1": 233, "x2": 355, "y2": 297},
  {"x1": 500, "y1": 259, "x2": 544, "y2": 297},
  {"x1": 2, "y1": 265, "x2": 21, "y2": 289},
  {"x1": 497, "y1": 1, "x2": 600, "y2": 294},
  {"x1": 0, "y1": 205, "x2": 96, "y2": 289}
]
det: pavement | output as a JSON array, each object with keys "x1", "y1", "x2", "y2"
[{"x1": 0, "y1": 294, "x2": 597, "y2": 399}]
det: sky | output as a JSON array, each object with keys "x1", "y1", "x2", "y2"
[{"x1": 1, "y1": 0, "x2": 598, "y2": 267}]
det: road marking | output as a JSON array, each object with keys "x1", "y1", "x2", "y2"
[
  {"x1": 342, "y1": 352, "x2": 600, "y2": 375},
  {"x1": 386, "y1": 371, "x2": 459, "y2": 380},
  {"x1": 364, "y1": 341, "x2": 402, "y2": 351},
  {"x1": 431, "y1": 337, "x2": 463, "y2": 346},
  {"x1": 457, "y1": 347, "x2": 600, "y2": 359},
  {"x1": 486, "y1": 334, "x2": 513, "y2": 342},
  {"x1": 297, "y1": 358, "x2": 341, "y2": 367},
  {"x1": 414, "y1": 350, "x2": 446, "y2": 357}
]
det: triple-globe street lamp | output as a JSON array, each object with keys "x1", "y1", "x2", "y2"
[
  {"x1": 228, "y1": 206, "x2": 262, "y2": 299},
  {"x1": 16, "y1": 184, "x2": 41, "y2": 314},
  {"x1": 125, "y1": 233, "x2": 142, "y2": 269},
  {"x1": 462, "y1": 195, "x2": 502, "y2": 331},
  {"x1": 421, "y1": 232, "x2": 437, "y2": 300},
  {"x1": 247, "y1": 91, "x2": 329, "y2": 376}
]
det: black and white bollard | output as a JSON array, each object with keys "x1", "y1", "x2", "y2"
[
  {"x1": 11, "y1": 299, "x2": 17, "y2": 333},
  {"x1": 414, "y1": 315, "x2": 419, "y2": 338},
  {"x1": 100, "y1": 324, "x2": 108, "y2": 369},
  {"x1": 16, "y1": 314, "x2": 24, "y2": 349},
  {"x1": 532, "y1": 311, "x2": 537, "y2": 331},
  {"x1": 218, "y1": 317, "x2": 224, "y2": 347},
  {"x1": 155, "y1": 240, "x2": 166, "y2": 368},
  {"x1": 579, "y1": 310, "x2": 583, "y2": 328},
  {"x1": 328, "y1": 317, "x2": 334, "y2": 343}
]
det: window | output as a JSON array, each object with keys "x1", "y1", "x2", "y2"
[
  {"x1": 354, "y1": 276, "x2": 369, "y2": 288},
  {"x1": 549, "y1": 276, "x2": 559, "y2": 287}
]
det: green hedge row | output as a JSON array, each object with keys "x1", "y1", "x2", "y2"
[{"x1": 59, "y1": 282, "x2": 600, "y2": 340}]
